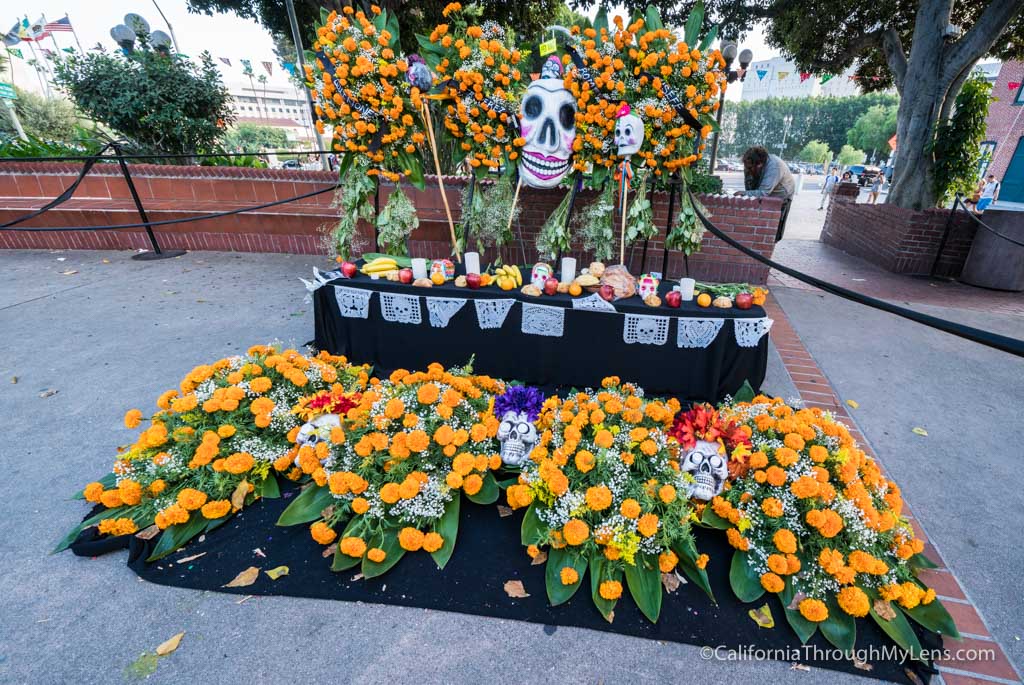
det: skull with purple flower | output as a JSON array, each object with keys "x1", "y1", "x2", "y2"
[{"x1": 493, "y1": 386, "x2": 544, "y2": 467}]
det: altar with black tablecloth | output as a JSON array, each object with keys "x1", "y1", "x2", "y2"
[{"x1": 313, "y1": 270, "x2": 770, "y2": 402}]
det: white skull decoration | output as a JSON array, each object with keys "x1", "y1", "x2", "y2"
[
  {"x1": 294, "y1": 414, "x2": 341, "y2": 465},
  {"x1": 681, "y1": 440, "x2": 729, "y2": 501},
  {"x1": 638, "y1": 273, "x2": 660, "y2": 300},
  {"x1": 497, "y1": 410, "x2": 539, "y2": 467},
  {"x1": 518, "y1": 56, "x2": 576, "y2": 188},
  {"x1": 614, "y1": 104, "x2": 645, "y2": 157}
]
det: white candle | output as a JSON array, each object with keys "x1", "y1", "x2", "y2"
[
  {"x1": 560, "y1": 257, "x2": 577, "y2": 283},
  {"x1": 679, "y1": 277, "x2": 696, "y2": 301},
  {"x1": 465, "y1": 252, "x2": 481, "y2": 275},
  {"x1": 411, "y1": 258, "x2": 428, "y2": 280}
]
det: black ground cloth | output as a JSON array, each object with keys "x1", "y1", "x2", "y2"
[
  {"x1": 75, "y1": 488, "x2": 937, "y2": 684},
  {"x1": 313, "y1": 274, "x2": 768, "y2": 404}
]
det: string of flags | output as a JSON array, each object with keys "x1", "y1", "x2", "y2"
[
  {"x1": 751, "y1": 68, "x2": 883, "y2": 85},
  {"x1": 216, "y1": 56, "x2": 277, "y2": 77}
]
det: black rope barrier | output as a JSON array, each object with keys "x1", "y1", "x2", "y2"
[
  {"x1": 0, "y1": 148, "x2": 340, "y2": 164},
  {"x1": 954, "y1": 194, "x2": 1024, "y2": 248},
  {"x1": 689, "y1": 190, "x2": 1024, "y2": 359}
]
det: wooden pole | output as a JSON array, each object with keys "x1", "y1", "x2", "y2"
[
  {"x1": 507, "y1": 177, "x2": 523, "y2": 264},
  {"x1": 421, "y1": 101, "x2": 461, "y2": 262},
  {"x1": 619, "y1": 162, "x2": 629, "y2": 266}
]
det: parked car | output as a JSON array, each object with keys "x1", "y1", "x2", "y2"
[
  {"x1": 848, "y1": 164, "x2": 882, "y2": 186},
  {"x1": 281, "y1": 159, "x2": 301, "y2": 169}
]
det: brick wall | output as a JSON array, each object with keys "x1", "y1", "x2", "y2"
[
  {"x1": 821, "y1": 194, "x2": 976, "y2": 277},
  {"x1": 0, "y1": 162, "x2": 780, "y2": 283},
  {"x1": 984, "y1": 61, "x2": 1024, "y2": 182}
]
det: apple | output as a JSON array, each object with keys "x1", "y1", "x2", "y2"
[
  {"x1": 598, "y1": 284, "x2": 615, "y2": 302},
  {"x1": 398, "y1": 268, "x2": 414, "y2": 284},
  {"x1": 735, "y1": 292, "x2": 753, "y2": 310},
  {"x1": 341, "y1": 261, "x2": 358, "y2": 279},
  {"x1": 544, "y1": 276, "x2": 559, "y2": 296},
  {"x1": 664, "y1": 290, "x2": 682, "y2": 308},
  {"x1": 466, "y1": 272, "x2": 482, "y2": 290}
]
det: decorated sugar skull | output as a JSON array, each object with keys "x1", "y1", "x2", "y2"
[
  {"x1": 638, "y1": 273, "x2": 660, "y2": 300},
  {"x1": 681, "y1": 440, "x2": 729, "y2": 501},
  {"x1": 430, "y1": 259, "x2": 455, "y2": 280},
  {"x1": 518, "y1": 56, "x2": 576, "y2": 188},
  {"x1": 614, "y1": 103, "x2": 645, "y2": 157},
  {"x1": 294, "y1": 414, "x2": 341, "y2": 465},
  {"x1": 497, "y1": 410, "x2": 538, "y2": 467},
  {"x1": 530, "y1": 262, "x2": 553, "y2": 289}
]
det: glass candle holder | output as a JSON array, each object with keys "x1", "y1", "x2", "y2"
[
  {"x1": 679, "y1": 277, "x2": 696, "y2": 301},
  {"x1": 411, "y1": 258, "x2": 428, "y2": 280},
  {"x1": 560, "y1": 257, "x2": 577, "y2": 284}
]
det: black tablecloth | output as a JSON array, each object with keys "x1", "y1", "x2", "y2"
[{"x1": 313, "y1": 269, "x2": 768, "y2": 402}]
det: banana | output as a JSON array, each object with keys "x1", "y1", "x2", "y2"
[
  {"x1": 509, "y1": 264, "x2": 522, "y2": 286},
  {"x1": 361, "y1": 257, "x2": 399, "y2": 274}
]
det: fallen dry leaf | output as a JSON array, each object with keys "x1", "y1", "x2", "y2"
[
  {"x1": 504, "y1": 580, "x2": 530, "y2": 598},
  {"x1": 749, "y1": 603, "x2": 775, "y2": 629},
  {"x1": 322, "y1": 543, "x2": 338, "y2": 558},
  {"x1": 787, "y1": 591, "x2": 807, "y2": 610},
  {"x1": 873, "y1": 599, "x2": 897, "y2": 621},
  {"x1": 496, "y1": 505, "x2": 513, "y2": 518},
  {"x1": 845, "y1": 399, "x2": 859, "y2": 409},
  {"x1": 320, "y1": 505, "x2": 336, "y2": 519},
  {"x1": 661, "y1": 572, "x2": 681, "y2": 594},
  {"x1": 253, "y1": 548, "x2": 266, "y2": 558},
  {"x1": 223, "y1": 566, "x2": 260, "y2": 588},
  {"x1": 39, "y1": 389, "x2": 58, "y2": 398},
  {"x1": 155, "y1": 632, "x2": 184, "y2": 656},
  {"x1": 790, "y1": 663, "x2": 811, "y2": 672},
  {"x1": 231, "y1": 480, "x2": 249, "y2": 510},
  {"x1": 530, "y1": 551, "x2": 547, "y2": 566},
  {"x1": 911, "y1": 427, "x2": 928, "y2": 437},
  {"x1": 176, "y1": 552, "x2": 206, "y2": 564},
  {"x1": 604, "y1": 610, "x2": 615, "y2": 624},
  {"x1": 905, "y1": 669, "x2": 924, "y2": 685},
  {"x1": 135, "y1": 525, "x2": 162, "y2": 541},
  {"x1": 854, "y1": 658, "x2": 874, "y2": 671},
  {"x1": 265, "y1": 566, "x2": 289, "y2": 580}
]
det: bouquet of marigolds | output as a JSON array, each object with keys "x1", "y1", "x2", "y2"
[
  {"x1": 57, "y1": 346, "x2": 369, "y2": 561},
  {"x1": 707, "y1": 395, "x2": 959, "y2": 656},
  {"x1": 276, "y1": 363, "x2": 506, "y2": 578},
  {"x1": 307, "y1": 5, "x2": 426, "y2": 184},
  {"x1": 508, "y1": 377, "x2": 712, "y2": 622},
  {"x1": 417, "y1": 2, "x2": 525, "y2": 177}
]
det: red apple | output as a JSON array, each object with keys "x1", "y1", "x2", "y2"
[
  {"x1": 665, "y1": 290, "x2": 682, "y2": 308},
  {"x1": 466, "y1": 272, "x2": 482, "y2": 290},
  {"x1": 398, "y1": 268, "x2": 414, "y2": 284},
  {"x1": 735, "y1": 292, "x2": 753, "y2": 310},
  {"x1": 599, "y1": 284, "x2": 615, "y2": 302},
  {"x1": 544, "y1": 276, "x2": 559, "y2": 296},
  {"x1": 341, "y1": 261, "x2": 358, "y2": 278}
]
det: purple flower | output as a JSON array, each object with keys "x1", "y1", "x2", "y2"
[{"x1": 494, "y1": 386, "x2": 545, "y2": 421}]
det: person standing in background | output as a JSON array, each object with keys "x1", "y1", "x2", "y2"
[
  {"x1": 868, "y1": 174, "x2": 884, "y2": 203},
  {"x1": 819, "y1": 166, "x2": 840, "y2": 210},
  {"x1": 975, "y1": 174, "x2": 1000, "y2": 213}
]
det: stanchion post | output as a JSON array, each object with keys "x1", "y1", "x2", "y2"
[{"x1": 116, "y1": 144, "x2": 186, "y2": 261}]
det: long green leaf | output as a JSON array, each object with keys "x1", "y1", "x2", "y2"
[
  {"x1": 733, "y1": 379, "x2": 756, "y2": 403},
  {"x1": 593, "y1": 7, "x2": 608, "y2": 44},
  {"x1": 729, "y1": 550, "x2": 765, "y2": 602},
  {"x1": 147, "y1": 514, "x2": 208, "y2": 562},
  {"x1": 866, "y1": 589, "x2": 924, "y2": 660},
  {"x1": 276, "y1": 484, "x2": 333, "y2": 526},
  {"x1": 465, "y1": 472, "x2": 499, "y2": 505},
  {"x1": 331, "y1": 517, "x2": 363, "y2": 571},
  {"x1": 644, "y1": 6, "x2": 664, "y2": 32},
  {"x1": 909, "y1": 552, "x2": 938, "y2": 570},
  {"x1": 255, "y1": 473, "x2": 280, "y2": 499},
  {"x1": 673, "y1": 538, "x2": 715, "y2": 602},
  {"x1": 784, "y1": 604, "x2": 819, "y2": 644},
  {"x1": 820, "y1": 597, "x2": 857, "y2": 652},
  {"x1": 361, "y1": 529, "x2": 406, "y2": 579},
  {"x1": 698, "y1": 24, "x2": 719, "y2": 52},
  {"x1": 903, "y1": 595, "x2": 961, "y2": 639},
  {"x1": 545, "y1": 547, "x2": 588, "y2": 606},
  {"x1": 589, "y1": 556, "x2": 621, "y2": 621},
  {"x1": 521, "y1": 502, "x2": 544, "y2": 546},
  {"x1": 683, "y1": 1, "x2": 705, "y2": 46},
  {"x1": 71, "y1": 473, "x2": 116, "y2": 500},
  {"x1": 53, "y1": 505, "x2": 128, "y2": 553},
  {"x1": 624, "y1": 554, "x2": 663, "y2": 623},
  {"x1": 700, "y1": 506, "x2": 731, "y2": 530},
  {"x1": 430, "y1": 495, "x2": 460, "y2": 570}
]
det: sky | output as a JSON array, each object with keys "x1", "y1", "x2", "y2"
[{"x1": 2, "y1": 0, "x2": 779, "y2": 99}]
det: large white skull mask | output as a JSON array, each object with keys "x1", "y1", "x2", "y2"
[
  {"x1": 294, "y1": 414, "x2": 341, "y2": 465},
  {"x1": 614, "y1": 108, "x2": 645, "y2": 157},
  {"x1": 681, "y1": 439, "x2": 729, "y2": 501},
  {"x1": 497, "y1": 409, "x2": 538, "y2": 467},
  {"x1": 518, "y1": 56, "x2": 576, "y2": 188}
]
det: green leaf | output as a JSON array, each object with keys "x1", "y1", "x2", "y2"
[
  {"x1": 276, "y1": 484, "x2": 334, "y2": 527},
  {"x1": 337, "y1": 152, "x2": 355, "y2": 181},
  {"x1": 430, "y1": 494, "x2": 460, "y2": 570},
  {"x1": 319, "y1": 7, "x2": 330, "y2": 26},
  {"x1": 520, "y1": 502, "x2": 544, "y2": 546},
  {"x1": 698, "y1": 24, "x2": 719, "y2": 52},
  {"x1": 361, "y1": 528, "x2": 406, "y2": 579},
  {"x1": 909, "y1": 552, "x2": 938, "y2": 570},
  {"x1": 204, "y1": 515, "x2": 229, "y2": 533},
  {"x1": 644, "y1": 6, "x2": 664, "y2": 32},
  {"x1": 820, "y1": 597, "x2": 857, "y2": 652},
  {"x1": 784, "y1": 603, "x2": 819, "y2": 644},
  {"x1": 866, "y1": 589, "x2": 924, "y2": 660},
  {"x1": 332, "y1": 517, "x2": 363, "y2": 571},
  {"x1": 361, "y1": 253, "x2": 413, "y2": 268},
  {"x1": 904, "y1": 595, "x2": 961, "y2": 639},
  {"x1": 465, "y1": 472, "x2": 499, "y2": 505},
  {"x1": 53, "y1": 505, "x2": 128, "y2": 553},
  {"x1": 255, "y1": 473, "x2": 280, "y2": 499},
  {"x1": 683, "y1": 0, "x2": 705, "y2": 47},
  {"x1": 700, "y1": 506, "x2": 731, "y2": 530},
  {"x1": 624, "y1": 553, "x2": 663, "y2": 623},
  {"x1": 673, "y1": 538, "x2": 715, "y2": 602},
  {"x1": 729, "y1": 550, "x2": 765, "y2": 603},
  {"x1": 589, "y1": 556, "x2": 621, "y2": 621},
  {"x1": 71, "y1": 472, "x2": 116, "y2": 500},
  {"x1": 699, "y1": 113, "x2": 721, "y2": 133},
  {"x1": 593, "y1": 7, "x2": 608, "y2": 44},
  {"x1": 147, "y1": 514, "x2": 208, "y2": 562},
  {"x1": 733, "y1": 379, "x2": 756, "y2": 403},
  {"x1": 545, "y1": 546, "x2": 588, "y2": 606}
]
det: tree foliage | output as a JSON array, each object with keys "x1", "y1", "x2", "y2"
[
  {"x1": 837, "y1": 144, "x2": 865, "y2": 166},
  {"x1": 53, "y1": 48, "x2": 233, "y2": 156},
  {"x1": 846, "y1": 104, "x2": 897, "y2": 157},
  {"x1": 224, "y1": 122, "x2": 290, "y2": 151},
  {"x1": 798, "y1": 140, "x2": 831, "y2": 165},
  {"x1": 930, "y1": 74, "x2": 993, "y2": 205},
  {"x1": 0, "y1": 87, "x2": 80, "y2": 141},
  {"x1": 720, "y1": 93, "x2": 897, "y2": 160}
]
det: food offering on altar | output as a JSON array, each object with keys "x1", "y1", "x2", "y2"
[
  {"x1": 56, "y1": 347, "x2": 370, "y2": 559},
  {"x1": 274, "y1": 363, "x2": 506, "y2": 577},
  {"x1": 693, "y1": 282, "x2": 768, "y2": 309},
  {"x1": 507, "y1": 376, "x2": 711, "y2": 621}
]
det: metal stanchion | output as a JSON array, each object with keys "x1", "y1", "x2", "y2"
[{"x1": 114, "y1": 144, "x2": 186, "y2": 261}]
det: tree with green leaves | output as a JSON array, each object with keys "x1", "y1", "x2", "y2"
[
  {"x1": 572, "y1": 0, "x2": 1024, "y2": 209},
  {"x1": 223, "y1": 122, "x2": 290, "y2": 151},
  {"x1": 52, "y1": 47, "x2": 233, "y2": 157},
  {"x1": 847, "y1": 104, "x2": 898, "y2": 161},
  {"x1": 798, "y1": 140, "x2": 831, "y2": 165},
  {"x1": 0, "y1": 87, "x2": 79, "y2": 142},
  {"x1": 930, "y1": 73, "x2": 993, "y2": 205},
  {"x1": 837, "y1": 144, "x2": 866, "y2": 166}
]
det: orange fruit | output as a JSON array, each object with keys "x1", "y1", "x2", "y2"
[
  {"x1": 696, "y1": 293, "x2": 712, "y2": 307},
  {"x1": 480, "y1": 273, "x2": 492, "y2": 286},
  {"x1": 430, "y1": 272, "x2": 445, "y2": 286},
  {"x1": 499, "y1": 277, "x2": 515, "y2": 291},
  {"x1": 568, "y1": 282, "x2": 582, "y2": 296}
]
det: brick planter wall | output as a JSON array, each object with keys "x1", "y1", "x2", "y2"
[
  {"x1": 821, "y1": 192, "x2": 976, "y2": 277},
  {"x1": 0, "y1": 162, "x2": 780, "y2": 283}
]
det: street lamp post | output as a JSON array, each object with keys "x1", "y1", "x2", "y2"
[{"x1": 707, "y1": 41, "x2": 752, "y2": 174}]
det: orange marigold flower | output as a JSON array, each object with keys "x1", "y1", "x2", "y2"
[
  {"x1": 417, "y1": 383, "x2": 440, "y2": 404},
  {"x1": 177, "y1": 487, "x2": 208, "y2": 511},
  {"x1": 201, "y1": 499, "x2": 232, "y2": 519},
  {"x1": 100, "y1": 489, "x2": 124, "y2": 508},
  {"x1": 790, "y1": 475, "x2": 821, "y2": 499},
  {"x1": 217, "y1": 424, "x2": 236, "y2": 438},
  {"x1": 560, "y1": 566, "x2": 579, "y2": 585},
  {"x1": 574, "y1": 449, "x2": 596, "y2": 473},
  {"x1": 149, "y1": 479, "x2": 167, "y2": 495},
  {"x1": 598, "y1": 580, "x2": 623, "y2": 600},
  {"x1": 761, "y1": 497, "x2": 784, "y2": 517},
  {"x1": 760, "y1": 572, "x2": 785, "y2": 593},
  {"x1": 83, "y1": 482, "x2": 105, "y2": 503},
  {"x1": 594, "y1": 429, "x2": 614, "y2": 449},
  {"x1": 407, "y1": 430, "x2": 430, "y2": 452},
  {"x1": 367, "y1": 547, "x2": 387, "y2": 563},
  {"x1": 339, "y1": 534, "x2": 365, "y2": 556},
  {"x1": 620, "y1": 498, "x2": 641, "y2": 519},
  {"x1": 422, "y1": 532, "x2": 444, "y2": 553},
  {"x1": 224, "y1": 452, "x2": 255, "y2": 475},
  {"x1": 380, "y1": 482, "x2": 401, "y2": 504},
  {"x1": 658, "y1": 484, "x2": 677, "y2": 503},
  {"x1": 837, "y1": 586, "x2": 870, "y2": 617},
  {"x1": 585, "y1": 485, "x2": 612, "y2": 511},
  {"x1": 124, "y1": 408, "x2": 143, "y2": 429},
  {"x1": 463, "y1": 473, "x2": 483, "y2": 495},
  {"x1": 809, "y1": 445, "x2": 829, "y2": 463},
  {"x1": 351, "y1": 497, "x2": 369, "y2": 514},
  {"x1": 798, "y1": 598, "x2": 829, "y2": 622},
  {"x1": 726, "y1": 527, "x2": 749, "y2": 550},
  {"x1": 563, "y1": 519, "x2": 590, "y2": 546},
  {"x1": 637, "y1": 513, "x2": 659, "y2": 537},
  {"x1": 398, "y1": 527, "x2": 425, "y2": 551},
  {"x1": 773, "y1": 529, "x2": 797, "y2": 554},
  {"x1": 658, "y1": 550, "x2": 679, "y2": 573},
  {"x1": 767, "y1": 553, "x2": 789, "y2": 575},
  {"x1": 766, "y1": 466, "x2": 787, "y2": 487},
  {"x1": 696, "y1": 554, "x2": 709, "y2": 569},
  {"x1": 783, "y1": 433, "x2": 805, "y2": 451}
]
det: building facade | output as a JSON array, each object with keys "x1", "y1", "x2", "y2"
[
  {"x1": 224, "y1": 79, "x2": 317, "y2": 144},
  {"x1": 739, "y1": 57, "x2": 863, "y2": 101},
  {"x1": 982, "y1": 61, "x2": 1024, "y2": 204}
]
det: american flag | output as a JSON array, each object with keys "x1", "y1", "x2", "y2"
[{"x1": 44, "y1": 17, "x2": 73, "y2": 32}]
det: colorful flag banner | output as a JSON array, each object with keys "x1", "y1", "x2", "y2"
[
  {"x1": 241, "y1": 58, "x2": 253, "y2": 75},
  {"x1": 42, "y1": 48, "x2": 54, "y2": 58},
  {"x1": 283, "y1": 61, "x2": 297, "y2": 76},
  {"x1": 43, "y1": 16, "x2": 73, "y2": 32},
  {"x1": 800, "y1": 72, "x2": 810, "y2": 83},
  {"x1": 1009, "y1": 81, "x2": 1022, "y2": 91},
  {"x1": 262, "y1": 60, "x2": 273, "y2": 75},
  {"x1": 3, "y1": 22, "x2": 21, "y2": 46},
  {"x1": 777, "y1": 71, "x2": 789, "y2": 80},
  {"x1": 61, "y1": 47, "x2": 73, "y2": 53},
  {"x1": 219, "y1": 56, "x2": 232, "y2": 66},
  {"x1": 8, "y1": 47, "x2": 23, "y2": 58},
  {"x1": 26, "y1": 17, "x2": 48, "y2": 41},
  {"x1": 756, "y1": 69, "x2": 767, "y2": 80},
  {"x1": 820, "y1": 74, "x2": 834, "y2": 84}
]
